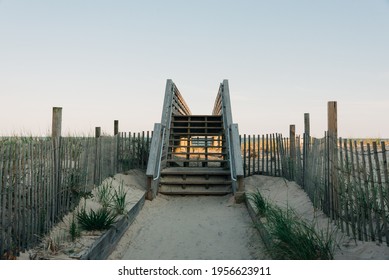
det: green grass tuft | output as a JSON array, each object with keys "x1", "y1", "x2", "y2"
[
  {"x1": 111, "y1": 181, "x2": 128, "y2": 215},
  {"x1": 76, "y1": 207, "x2": 117, "y2": 231},
  {"x1": 249, "y1": 190, "x2": 337, "y2": 260}
]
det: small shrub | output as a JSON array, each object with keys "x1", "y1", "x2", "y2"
[{"x1": 76, "y1": 207, "x2": 117, "y2": 231}]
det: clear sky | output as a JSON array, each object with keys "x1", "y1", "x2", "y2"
[{"x1": 1, "y1": 0, "x2": 388, "y2": 138}]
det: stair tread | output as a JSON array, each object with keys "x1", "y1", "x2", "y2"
[
  {"x1": 169, "y1": 152, "x2": 226, "y2": 155},
  {"x1": 167, "y1": 159, "x2": 228, "y2": 162},
  {"x1": 169, "y1": 145, "x2": 226, "y2": 148},
  {"x1": 161, "y1": 167, "x2": 231, "y2": 175},
  {"x1": 159, "y1": 185, "x2": 232, "y2": 195},
  {"x1": 160, "y1": 180, "x2": 232, "y2": 185},
  {"x1": 171, "y1": 133, "x2": 224, "y2": 136}
]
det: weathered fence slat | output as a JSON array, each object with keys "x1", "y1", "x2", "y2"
[
  {"x1": 349, "y1": 139, "x2": 361, "y2": 240},
  {"x1": 367, "y1": 143, "x2": 380, "y2": 242},
  {"x1": 373, "y1": 141, "x2": 388, "y2": 245},
  {"x1": 382, "y1": 141, "x2": 389, "y2": 245}
]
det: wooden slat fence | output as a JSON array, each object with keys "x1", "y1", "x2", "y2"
[
  {"x1": 241, "y1": 133, "x2": 389, "y2": 245},
  {"x1": 0, "y1": 132, "x2": 151, "y2": 258}
]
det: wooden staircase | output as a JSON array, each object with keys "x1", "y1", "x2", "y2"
[
  {"x1": 159, "y1": 115, "x2": 232, "y2": 195},
  {"x1": 146, "y1": 80, "x2": 244, "y2": 201}
]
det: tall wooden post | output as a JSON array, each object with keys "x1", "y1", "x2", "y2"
[
  {"x1": 114, "y1": 120, "x2": 119, "y2": 135},
  {"x1": 94, "y1": 127, "x2": 101, "y2": 185},
  {"x1": 303, "y1": 113, "x2": 310, "y2": 189},
  {"x1": 289, "y1": 125, "x2": 296, "y2": 181},
  {"x1": 114, "y1": 120, "x2": 119, "y2": 173},
  {"x1": 52, "y1": 107, "x2": 62, "y2": 220},
  {"x1": 328, "y1": 101, "x2": 338, "y2": 219}
]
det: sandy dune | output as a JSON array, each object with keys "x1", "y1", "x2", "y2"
[{"x1": 245, "y1": 175, "x2": 389, "y2": 260}]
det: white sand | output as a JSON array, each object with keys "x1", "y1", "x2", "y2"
[
  {"x1": 21, "y1": 169, "x2": 388, "y2": 260},
  {"x1": 108, "y1": 194, "x2": 269, "y2": 260},
  {"x1": 245, "y1": 175, "x2": 389, "y2": 260},
  {"x1": 18, "y1": 169, "x2": 147, "y2": 260}
]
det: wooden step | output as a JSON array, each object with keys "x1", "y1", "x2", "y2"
[
  {"x1": 160, "y1": 178, "x2": 232, "y2": 185},
  {"x1": 169, "y1": 145, "x2": 226, "y2": 148},
  {"x1": 170, "y1": 132, "x2": 224, "y2": 136},
  {"x1": 171, "y1": 128, "x2": 223, "y2": 133},
  {"x1": 169, "y1": 152, "x2": 226, "y2": 156},
  {"x1": 167, "y1": 159, "x2": 228, "y2": 163},
  {"x1": 172, "y1": 116, "x2": 222, "y2": 119},
  {"x1": 159, "y1": 185, "x2": 232, "y2": 195},
  {"x1": 161, "y1": 167, "x2": 231, "y2": 176}
]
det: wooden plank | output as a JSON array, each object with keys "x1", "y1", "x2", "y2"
[
  {"x1": 275, "y1": 133, "x2": 282, "y2": 177},
  {"x1": 266, "y1": 134, "x2": 269, "y2": 175},
  {"x1": 146, "y1": 124, "x2": 163, "y2": 177},
  {"x1": 243, "y1": 134, "x2": 246, "y2": 177},
  {"x1": 248, "y1": 135, "x2": 251, "y2": 176},
  {"x1": 30, "y1": 141, "x2": 37, "y2": 246},
  {"x1": 114, "y1": 120, "x2": 119, "y2": 135},
  {"x1": 15, "y1": 143, "x2": 21, "y2": 253},
  {"x1": 261, "y1": 135, "x2": 265, "y2": 174},
  {"x1": 337, "y1": 137, "x2": 345, "y2": 233},
  {"x1": 269, "y1": 134, "x2": 273, "y2": 176},
  {"x1": 141, "y1": 131, "x2": 145, "y2": 170},
  {"x1": 343, "y1": 139, "x2": 354, "y2": 236},
  {"x1": 367, "y1": 143, "x2": 379, "y2": 241},
  {"x1": 381, "y1": 141, "x2": 389, "y2": 245},
  {"x1": 328, "y1": 102, "x2": 339, "y2": 221},
  {"x1": 6, "y1": 143, "x2": 13, "y2": 253},
  {"x1": 257, "y1": 135, "x2": 260, "y2": 175},
  {"x1": 0, "y1": 143, "x2": 4, "y2": 254},
  {"x1": 290, "y1": 125, "x2": 296, "y2": 180},
  {"x1": 349, "y1": 139, "x2": 362, "y2": 240},
  {"x1": 295, "y1": 136, "x2": 302, "y2": 185},
  {"x1": 279, "y1": 135, "x2": 286, "y2": 178},
  {"x1": 354, "y1": 140, "x2": 367, "y2": 241},
  {"x1": 2, "y1": 144, "x2": 8, "y2": 252},
  {"x1": 161, "y1": 79, "x2": 174, "y2": 125},
  {"x1": 360, "y1": 142, "x2": 374, "y2": 241},
  {"x1": 276, "y1": 133, "x2": 282, "y2": 177},
  {"x1": 303, "y1": 113, "x2": 310, "y2": 189},
  {"x1": 231, "y1": 124, "x2": 244, "y2": 177},
  {"x1": 22, "y1": 142, "x2": 28, "y2": 251},
  {"x1": 373, "y1": 141, "x2": 388, "y2": 245},
  {"x1": 252, "y1": 135, "x2": 256, "y2": 174}
]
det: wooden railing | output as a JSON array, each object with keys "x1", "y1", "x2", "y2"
[
  {"x1": 146, "y1": 79, "x2": 191, "y2": 200},
  {"x1": 213, "y1": 80, "x2": 245, "y2": 196}
]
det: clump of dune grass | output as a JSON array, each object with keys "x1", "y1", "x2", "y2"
[
  {"x1": 111, "y1": 181, "x2": 129, "y2": 215},
  {"x1": 76, "y1": 207, "x2": 117, "y2": 231},
  {"x1": 247, "y1": 190, "x2": 269, "y2": 216},
  {"x1": 248, "y1": 191, "x2": 337, "y2": 260}
]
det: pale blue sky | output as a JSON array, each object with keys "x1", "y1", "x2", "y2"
[{"x1": 1, "y1": 0, "x2": 388, "y2": 137}]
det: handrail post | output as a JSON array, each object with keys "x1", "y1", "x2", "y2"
[
  {"x1": 146, "y1": 123, "x2": 163, "y2": 200},
  {"x1": 217, "y1": 80, "x2": 245, "y2": 203}
]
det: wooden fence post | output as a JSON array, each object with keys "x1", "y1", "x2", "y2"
[
  {"x1": 94, "y1": 127, "x2": 101, "y2": 185},
  {"x1": 303, "y1": 113, "x2": 310, "y2": 189},
  {"x1": 114, "y1": 120, "x2": 119, "y2": 173},
  {"x1": 114, "y1": 120, "x2": 119, "y2": 135},
  {"x1": 328, "y1": 101, "x2": 338, "y2": 219},
  {"x1": 289, "y1": 125, "x2": 296, "y2": 181},
  {"x1": 51, "y1": 107, "x2": 62, "y2": 221}
]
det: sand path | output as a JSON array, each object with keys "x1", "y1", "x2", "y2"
[{"x1": 108, "y1": 194, "x2": 269, "y2": 260}]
